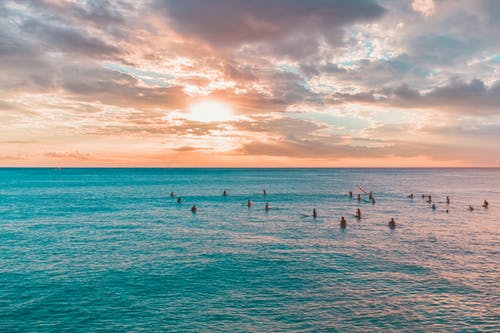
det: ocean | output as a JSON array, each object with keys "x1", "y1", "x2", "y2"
[{"x1": 0, "y1": 168, "x2": 498, "y2": 332}]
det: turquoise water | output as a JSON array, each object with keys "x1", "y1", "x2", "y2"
[{"x1": 0, "y1": 168, "x2": 499, "y2": 332}]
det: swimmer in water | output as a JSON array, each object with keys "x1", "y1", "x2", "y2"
[
  {"x1": 313, "y1": 208, "x2": 318, "y2": 219},
  {"x1": 340, "y1": 216, "x2": 347, "y2": 228},
  {"x1": 357, "y1": 194, "x2": 362, "y2": 201},
  {"x1": 468, "y1": 205, "x2": 474, "y2": 211},
  {"x1": 223, "y1": 189, "x2": 228, "y2": 196},
  {"x1": 432, "y1": 203, "x2": 436, "y2": 210},
  {"x1": 170, "y1": 191, "x2": 175, "y2": 197},
  {"x1": 177, "y1": 197, "x2": 182, "y2": 204},
  {"x1": 265, "y1": 202, "x2": 270, "y2": 211},
  {"x1": 371, "y1": 197, "x2": 376, "y2": 204},
  {"x1": 369, "y1": 192, "x2": 373, "y2": 200},
  {"x1": 247, "y1": 199, "x2": 252, "y2": 207},
  {"x1": 389, "y1": 218, "x2": 396, "y2": 229},
  {"x1": 348, "y1": 191, "x2": 353, "y2": 198},
  {"x1": 263, "y1": 189, "x2": 267, "y2": 196},
  {"x1": 446, "y1": 196, "x2": 450, "y2": 205},
  {"x1": 355, "y1": 208, "x2": 361, "y2": 219},
  {"x1": 409, "y1": 193, "x2": 414, "y2": 199},
  {"x1": 482, "y1": 200, "x2": 489, "y2": 208},
  {"x1": 191, "y1": 205, "x2": 197, "y2": 213},
  {"x1": 427, "y1": 195, "x2": 432, "y2": 204}
]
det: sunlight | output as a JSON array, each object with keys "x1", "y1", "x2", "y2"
[{"x1": 188, "y1": 100, "x2": 234, "y2": 122}]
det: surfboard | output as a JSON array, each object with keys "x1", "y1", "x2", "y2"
[{"x1": 357, "y1": 185, "x2": 369, "y2": 194}]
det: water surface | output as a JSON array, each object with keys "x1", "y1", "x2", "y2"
[{"x1": 0, "y1": 168, "x2": 499, "y2": 332}]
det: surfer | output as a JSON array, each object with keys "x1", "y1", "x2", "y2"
[
  {"x1": 482, "y1": 200, "x2": 489, "y2": 208},
  {"x1": 355, "y1": 208, "x2": 361, "y2": 219},
  {"x1": 191, "y1": 205, "x2": 197, "y2": 213},
  {"x1": 247, "y1": 199, "x2": 252, "y2": 207},
  {"x1": 177, "y1": 197, "x2": 182, "y2": 204},
  {"x1": 389, "y1": 218, "x2": 396, "y2": 229},
  {"x1": 265, "y1": 202, "x2": 270, "y2": 211},
  {"x1": 313, "y1": 208, "x2": 318, "y2": 219},
  {"x1": 340, "y1": 216, "x2": 347, "y2": 228},
  {"x1": 223, "y1": 189, "x2": 228, "y2": 196},
  {"x1": 446, "y1": 196, "x2": 450, "y2": 205}
]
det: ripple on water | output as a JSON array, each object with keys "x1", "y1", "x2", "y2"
[{"x1": 0, "y1": 168, "x2": 499, "y2": 332}]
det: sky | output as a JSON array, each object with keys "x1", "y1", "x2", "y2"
[{"x1": 1, "y1": 0, "x2": 499, "y2": 167}]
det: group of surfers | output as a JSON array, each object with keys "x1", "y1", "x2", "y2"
[
  {"x1": 408, "y1": 193, "x2": 489, "y2": 212},
  {"x1": 170, "y1": 189, "x2": 269, "y2": 214},
  {"x1": 169, "y1": 189, "x2": 490, "y2": 229}
]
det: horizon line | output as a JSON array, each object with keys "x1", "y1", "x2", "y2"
[{"x1": 1, "y1": 166, "x2": 500, "y2": 169}]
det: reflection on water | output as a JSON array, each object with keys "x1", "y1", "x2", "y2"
[{"x1": 0, "y1": 168, "x2": 499, "y2": 331}]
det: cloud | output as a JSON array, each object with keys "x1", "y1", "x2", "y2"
[
  {"x1": 28, "y1": 0, "x2": 127, "y2": 28},
  {"x1": 412, "y1": 0, "x2": 436, "y2": 17},
  {"x1": 21, "y1": 19, "x2": 120, "y2": 58},
  {"x1": 1, "y1": 0, "x2": 500, "y2": 166},
  {"x1": 237, "y1": 136, "x2": 499, "y2": 163},
  {"x1": 44, "y1": 151, "x2": 93, "y2": 160},
  {"x1": 154, "y1": 0, "x2": 386, "y2": 55},
  {"x1": 233, "y1": 116, "x2": 327, "y2": 139},
  {"x1": 60, "y1": 66, "x2": 189, "y2": 110},
  {"x1": 386, "y1": 79, "x2": 500, "y2": 114}
]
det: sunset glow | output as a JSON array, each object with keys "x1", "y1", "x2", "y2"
[{"x1": 0, "y1": 0, "x2": 499, "y2": 167}]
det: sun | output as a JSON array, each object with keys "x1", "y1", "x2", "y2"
[{"x1": 187, "y1": 100, "x2": 234, "y2": 122}]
